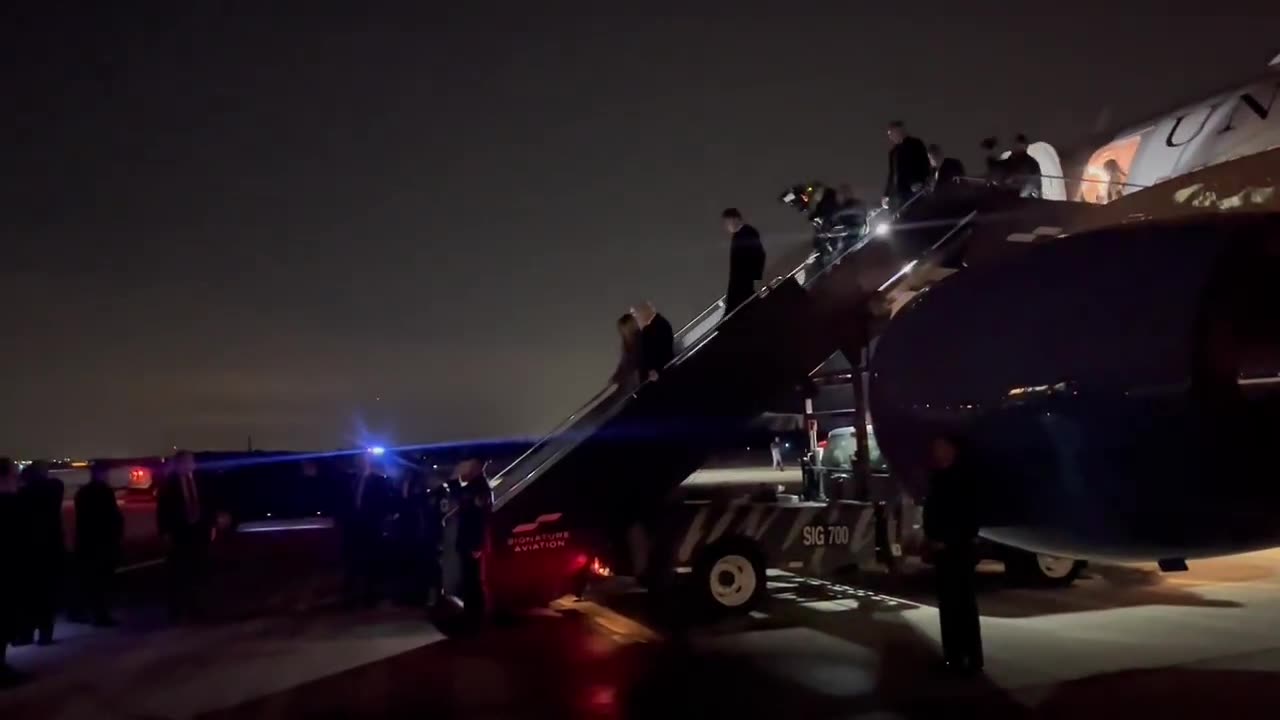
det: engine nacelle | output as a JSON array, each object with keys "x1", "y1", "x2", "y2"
[{"x1": 869, "y1": 213, "x2": 1280, "y2": 561}]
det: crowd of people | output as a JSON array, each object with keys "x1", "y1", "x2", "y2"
[
  {"x1": 0, "y1": 448, "x2": 500, "y2": 684},
  {"x1": 0, "y1": 118, "x2": 1037, "y2": 686},
  {"x1": 886, "y1": 119, "x2": 1044, "y2": 209},
  {"x1": 0, "y1": 458, "x2": 123, "y2": 685},
  {"x1": 341, "y1": 452, "x2": 493, "y2": 626}
]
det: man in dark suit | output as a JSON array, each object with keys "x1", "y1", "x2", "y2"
[
  {"x1": 448, "y1": 458, "x2": 493, "y2": 625},
  {"x1": 157, "y1": 450, "x2": 210, "y2": 621},
  {"x1": 721, "y1": 208, "x2": 766, "y2": 312},
  {"x1": 882, "y1": 120, "x2": 931, "y2": 211},
  {"x1": 341, "y1": 451, "x2": 393, "y2": 606},
  {"x1": 75, "y1": 463, "x2": 124, "y2": 626},
  {"x1": 17, "y1": 462, "x2": 65, "y2": 645},
  {"x1": 927, "y1": 143, "x2": 967, "y2": 190},
  {"x1": 924, "y1": 435, "x2": 984, "y2": 673},
  {"x1": 0, "y1": 458, "x2": 23, "y2": 680},
  {"x1": 1004, "y1": 133, "x2": 1043, "y2": 197},
  {"x1": 633, "y1": 301, "x2": 675, "y2": 381}
]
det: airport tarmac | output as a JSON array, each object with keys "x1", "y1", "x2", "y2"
[
  {"x1": 685, "y1": 466, "x2": 802, "y2": 487},
  {"x1": 4, "y1": 520, "x2": 1280, "y2": 718}
]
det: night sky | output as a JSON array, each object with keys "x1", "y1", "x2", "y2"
[{"x1": 4, "y1": 4, "x2": 1278, "y2": 458}]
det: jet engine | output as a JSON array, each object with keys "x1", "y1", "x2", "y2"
[{"x1": 869, "y1": 213, "x2": 1280, "y2": 561}]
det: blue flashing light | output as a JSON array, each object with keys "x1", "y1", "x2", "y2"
[{"x1": 367, "y1": 446, "x2": 386, "y2": 456}]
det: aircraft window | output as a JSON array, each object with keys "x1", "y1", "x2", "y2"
[
  {"x1": 821, "y1": 434, "x2": 854, "y2": 469},
  {"x1": 1079, "y1": 133, "x2": 1143, "y2": 204},
  {"x1": 819, "y1": 431, "x2": 888, "y2": 471}
]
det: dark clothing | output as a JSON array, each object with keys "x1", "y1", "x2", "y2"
[
  {"x1": 726, "y1": 224, "x2": 766, "y2": 312},
  {"x1": 75, "y1": 480, "x2": 124, "y2": 622},
  {"x1": 932, "y1": 157, "x2": 967, "y2": 189},
  {"x1": 640, "y1": 314, "x2": 675, "y2": 379},
  {"x1": 885, "y1": 136, "x2": 931, "y2": 209},
  {"x1": 341, "y1": 471, "x2": 394, "y2": 604},
  {"x1": 610, "y1": 343, "x2": 643, "y2": 392},
  {"x1": 814, "y1": 199, "x2": 866, "y2": 267},
  {"x1": 156, "y1": 472, "x2": 211, "y2": 619},
  {"x1": 0, "y1": 492, "x2": 23, "y2": 648},
  {"x1": 19, "y1": 476, "x2": 65, "y2": 643},
  {"x1": 830, "y1": 199, "x2": 867, "y2": 232},
  {"x1": 450, "y1": 477, "x2": 493, "y2": 620},
  {"x1": 1004, "y1": 150, "x2": 1042, "y2": 197},
  {"x1": 924, "y1": 462, "x2": 983, "y2": 669},
  {"x1": 392, "y1": 484, "x2": 448, "y2": 605},
  {"x1": 157, "y1": 472, "x2": 210, "y2": 543},
  {"x1": 987, "y1": 150, "x2": 1041, "y2": 197},
  {"x1": 923, "y1": 465, "x2": 980, "y2": 546},
  {"x1": 76, "y1": 481, "x2": 124, "y2": 552},
  {"x1": 935, "y1": 543, "x2": 982, "y2": 668},
  {"x1": 451, "y1": 478, "x2": 493, "y2": 555},
  {"x1": 421, "y1": 486, "x2": 448, "y2": 601}
]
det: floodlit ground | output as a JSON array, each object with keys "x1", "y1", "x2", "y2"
[
  {"x1": 5, "y1": 473, "x2": 1280, "y2": 718},
  {"x1": 684, "y1": 466, "x2": 802, "y2": 487}
]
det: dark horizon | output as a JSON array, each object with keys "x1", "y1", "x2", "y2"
[{"x1": 4, "y1": 4, "x2": 1279, "y2": 458}]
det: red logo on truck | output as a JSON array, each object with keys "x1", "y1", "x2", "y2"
[
  {"x1": 508, "y1": 513, "x2": 569, "y2": 552},
  {"x1": 511, "y1": 513, "x2": 563, "y2": 534}
]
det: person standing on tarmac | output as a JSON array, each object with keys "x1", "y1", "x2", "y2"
[
  {"x1": 74, "y1": 463, "x2": 124, "y2": 626},
  {"x1": 633, "y1": 301, "x2": 675, "y2": 381},
  {"x1": 341, "y1": 451, "x2": 392, "y2": 607},
  {"x1": 0, "y1": 458, "x2": 24, "y2": 682},
  {"x1": 924, "y1": 435, "x2": 984, "y2": 673},
  {"x1": 770, "y1": 437, "x2": 785, "y2": 471},
  {"x1": 722, "y1": 208, "x2": 766, "y2": 313},
  {"x1": 156, "y1": 450, "x2": 210, "y2": 622},
  {"x1": 449, "y1": 458, "x2": 493, "y2": 626},
  {"x1": 17, "y1": 462, "x2": 65, "y2": 646},
  {"x1": 391, "y1": 468, "x2": 426, "y2": 605},
  {"x1": 883, "y1": 120, "x2": 931, "y2": 211},
  {"x1": 421, "y1": 471, "x2": 449, "y2": 609}
]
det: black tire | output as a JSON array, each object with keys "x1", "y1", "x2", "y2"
[
  {"x1": 1005, "y1": 550, "x2": 1085, "y2": 588},
  {"x1": 692, "y1": 539, "x2": 768, "y2": 617}
]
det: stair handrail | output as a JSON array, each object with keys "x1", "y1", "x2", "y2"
[{"x1": 491, "y1": 185, "x2": 937, "y2": 505}]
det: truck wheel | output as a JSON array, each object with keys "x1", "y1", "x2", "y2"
[
  {"x1": 694, "y1": 540, "x2": 767, "y2": 616},
  {"x1": 1007, "y1": 551, "x2": 1084, "y2": 587}
]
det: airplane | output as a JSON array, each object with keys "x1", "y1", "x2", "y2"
[
  {"x1": 868, "y1": 53, "x2": 1280, "y2": 565},
  {"x1": 1013, "y1": 51, "x2": 1280, "y2": 205},
  {"x1": 484, "y1": 54, "x2": 1280, "y2": 612}
]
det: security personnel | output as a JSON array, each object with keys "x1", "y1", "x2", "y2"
[
  {"x1": 342, "y1": 452, "x2": 392, "y2": 607},
  {"x1": 421, "y1": 472, "x2": 449, "y2": 608},
  {"x1": 721, "y1": 208, "x2": 766, "y2": 312},
  {"x1": 923, "y1": 435, "x2": 983, "y2": 672},
  {"x1": 156, "y1": 450, "x2": 210, "y2": 621},
  {"x1": 883, "y1": 120, "x2": 931, "y2": 211},
  {"x1": 449, "y1": 459, "x2": 493, "y2": 624},
  {"x1": 0, "y1": 459, "x2": 23, "y2": 679},
  {"x1": 18, "y1": 462, "x2": 65, "y2": 645},
  {"x1": 927, "y1": 144, "x2": 967, "y2": 190},
  {"x1": 75, "y1": 463, "x2": 124, "y2": 626}
]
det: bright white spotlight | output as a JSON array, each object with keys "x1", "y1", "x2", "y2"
[
  {"x1": 874, "y1": 222, "x2": 891, "y2": 236},
  {"x1": 367, "y1": 446, "x2": 386, "y2": 456}
]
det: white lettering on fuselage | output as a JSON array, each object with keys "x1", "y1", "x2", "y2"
[{"x1": 508, "y1": 530, "x2": 570, "y2": 552}]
